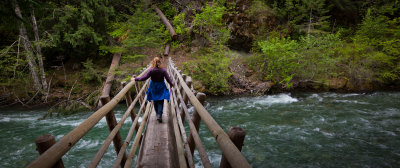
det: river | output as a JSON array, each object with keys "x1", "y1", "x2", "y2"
[{"x1": 1, "y1": 92, "x2": 399, "y2": 167}]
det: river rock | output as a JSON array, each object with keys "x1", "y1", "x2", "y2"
[
  {"x1": 328, "y1": 77, "x2": 348, "y2": 90},
  {"x1": 193, "y1": 80, "x2": 206, "y2": 93},
  {"x1": 253, "y1": 81, "x2": 273, "y2": 95}
]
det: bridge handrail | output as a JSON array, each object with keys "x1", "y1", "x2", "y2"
[
  {"x1": 26, "y1": 66, "x2": 150, "y2": 168},
  {"x1": 112, "y1": 94, "x2": 148, "y2": 167},
  {"x1": 88, "y1": 79, "x2": 150, "y2": 168},
  {"x1": 168, "y1": 58, "x2": 251, "y2": 168},
  {"x1": 168, "y1": 79, "x2": 194, "y2": 168},
  {"x1": 168, "y1": 83, "x2": 190, "y2": 168},
  {"x1": 123, "y1": 101, "x2": 152, "y2": 168},
  {"x1": 168, "y1": 68, "x2": 212, "y2": 168}
]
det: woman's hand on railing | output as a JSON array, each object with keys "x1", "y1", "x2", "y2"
[{"x1": 130, "y1": 77, "x2": 135, "y2": 81}]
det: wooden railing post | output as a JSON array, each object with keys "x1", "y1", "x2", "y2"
[
  {"x1": 35, "y1": 134, "x2": 64, "y2": 168},
  {"x1": 179, "y1": 74, "x2": 187, "y2": 121},
  {"x1": 178, "y1": 75, "x2": 192, "y2": 125},
  {"x1": 183, "y1": 76, "x2": 191, "y2": 105},
  {"x1": 121, "y1": 81, "x2": 139, "y2": 132},
  {"x1": 220, "y1": 127, "x2": 246, "y2": 168},
  {"x1": 100, "y1": 95, "x2": 127, "y2": 167},
  {"x1": 164, "y1": 43, "x2": 170, "y2": 57},
  {"x1": 186, "y1": 76, "x2": 193, "y2": 93},
  {"x1": 133, "y1": 75, "x2": 144, "y2": 104},
  {"x1": 188, "y1": 92, "x2": 206, "y2": 156}
]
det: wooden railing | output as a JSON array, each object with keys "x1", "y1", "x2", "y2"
[
  {"x1": 27, "y1": 66, "x2": 150, "y2": 168},
  {"x1": 167, "y1": 57, "x2": 251, "y2": 168}
]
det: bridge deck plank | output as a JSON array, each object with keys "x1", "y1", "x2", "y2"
[{"x1": 135, "y1": 101, "x2": 179, "y2": 168}]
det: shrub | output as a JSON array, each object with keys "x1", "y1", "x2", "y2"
[
  {"x1": 354, "y1": 8, "x2": 388, "y2": 46},
  {"x1": 192, "y1": 3, "x2": 230, "y2": 45},
  {"x1": 250, "y1": 37, "x2": 300, "y2": 87},
  {"x1": 82, "y1": 59, "x2": 102, "y2": 84},
  {"x1": 173, "y1": 13, "x2": 187, "y2": 35},
  {"x1": 183, "y1": 48, "x2": 232, "y2": 95},
  {"x1": 296, "y1": 33, "x2": 343, "y2": 80},
  {"x1": 106, "y1": 1, "x2": 165, "y2": 63},
  {"x1": 249, "y1": 32, "x2": 344, "y2": 87},
  {"x1": 158, "y1": 1, "x2": 177, "y2": 20}
]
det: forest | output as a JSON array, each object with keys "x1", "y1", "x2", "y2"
[{"x1": 0, "y1": 0, "x2": 399, "y2": 111}]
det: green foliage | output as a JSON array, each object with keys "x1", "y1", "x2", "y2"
[
  {"x1": 122, "y1": 54, "x2": 147, "y2": 63},
  {"x1": 110, "y1": 3, "x2": 166, "y2": 62},
  {"x1": 249, "y1": 32, "x2": 345, "y2": 87},
  {"x1": 250, "y1": 37, "x2": 300, "y2": 86},
  {"x1": 351, "y1": 3, "x2": 400, "y2": 82},
  {"x1": 50, "y1": 0, "x2": 114, "y2": 49},
  {"x1": 250, "y1": 23, "x2": 400, "y2": 87},
  {"x1": 0, "y1": 44, "x2": 26, "y2": 85},
  {"x1": 98, "y1": 45, "x2": 125, "y2": 56},
  {"x1": 108, "y1": 1, "x2": 165, "y2": 63},
  {"x1": 338, "y1": 41, "x2": 388, "y2": 82},
  {"x1": 82, "y1": 59, "x2": 102, "y2": 84},
  {"x1": 354, "y1": 9, "x2": 388, "y2": 45},
  {"x1": 84, "y1": 88, "x2": 101, "y2": 107},
  {"x1": 192, "y1": 3, "x2": 230, "y2": 45},
  {"x1": 296, "y1": 33, "x2": 342, "y2": 79},
  {"x1": 271, "y1": 0, "x2": 331, "y2": 35},
  {"x1": 48, "y1": 100, "x2": 89, "y2": 117},
  {"x1": 173, "y1": 13, "x2": 188, "y2": 35},
  {"x1": 158, "y1": 1, "x2": 177, "y2": 20},
  {"x1": 183, "y1": 48, "x2": 232, "y2": 95}
]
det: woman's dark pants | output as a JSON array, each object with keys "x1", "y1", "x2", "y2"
[{"x1": 153, "y1": 100, "x2": 164, "y2": 117}]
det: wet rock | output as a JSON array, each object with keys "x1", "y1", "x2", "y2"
[
  {"x1": 329, "y1": 77, "x2": 347, "y2": 90},
  {"x1": 229, "y1": 58, "x2": 248, "y2": 87},
  {"x1": 230, "y1": 73, "x2": 248, "y2": 88},
  {"x1": 232, "y1": 87, "x2": 246, "y2": 94},
  {"x1": 225, "y1": 0, "x2": 278, "y2": 52},
  {"x1": 292, "y1": 80, "x2": 329, "y2": 91},
  {"x1": 253, "y1": 81, "x2": 274, "y2": 95},
  {"x1": 345, "y1": 79, "x2": 376, "y2": 92},
  {"x1": 193, "y1": 80, "x2": 206, "y2": 93}
]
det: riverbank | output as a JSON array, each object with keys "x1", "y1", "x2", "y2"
[
  {"x1": 170, "y1": 47, "x2": 400, "y2": 96},
  {"x1": 1, "y1": 48, "x2": 399, "y2": 110}
]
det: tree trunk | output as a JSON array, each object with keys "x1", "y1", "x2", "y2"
[
  {"x1": 31, "y1": 9, "x2": 48, "y2": 91},
  {"x1": 96, "y1": 52, "x2": 122, "y2": 108},
  {"x1": 308, "y1": 8, "x2": 312, "y2": 35},
  {"x1": 13, "y1": 0, "x2": 42, "y2": 91}
]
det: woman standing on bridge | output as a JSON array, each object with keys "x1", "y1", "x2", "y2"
[{"x1": 132, "y1": 57, "x2": 173, "y2": 123}]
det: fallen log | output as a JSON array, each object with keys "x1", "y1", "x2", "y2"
[
  {"x1": 154, "y1": 5, "x2": 177, "y2": 40},
  {"x1": 164, "y1": 43, "x2": 171, "y2": 56}
]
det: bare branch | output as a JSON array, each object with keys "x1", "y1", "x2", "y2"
[
  {"x1": 45, "y1": 72, "x2": 55, "y2": 103},
  {"x1": 68, "y1": 80, "x2": 78, "y2": 101},
  {"x1": 25, "y1": 90, "x2": 40, "y2": 105},
  {"x1": 0, "y1": 40, "x2": 18, "y2": 56}
]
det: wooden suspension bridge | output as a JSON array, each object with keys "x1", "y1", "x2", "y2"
[
  {"x1": 27, "y1": 57, "x2": 251, "y2": 168},
  {"x1": 27, "y1": 5, "x2": 251, "y2": 168}
]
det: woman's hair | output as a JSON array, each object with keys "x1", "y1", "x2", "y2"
[{"x1": 151, "y1": 57, "x2": 162, "y2": 68}]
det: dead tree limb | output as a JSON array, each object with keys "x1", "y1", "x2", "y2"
[
  {"x1": 31, "y1": 8, "x2": 48, "y2": 91},
  {"x1": 154, "y1": 5, "x2": 177, "y2": 40},
  {"x1": 68, "y1": 80, "x2": 77, "y2": 101},
  {"x1": 13, "y1": 0, "x2": 42, "y2": 91}
]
